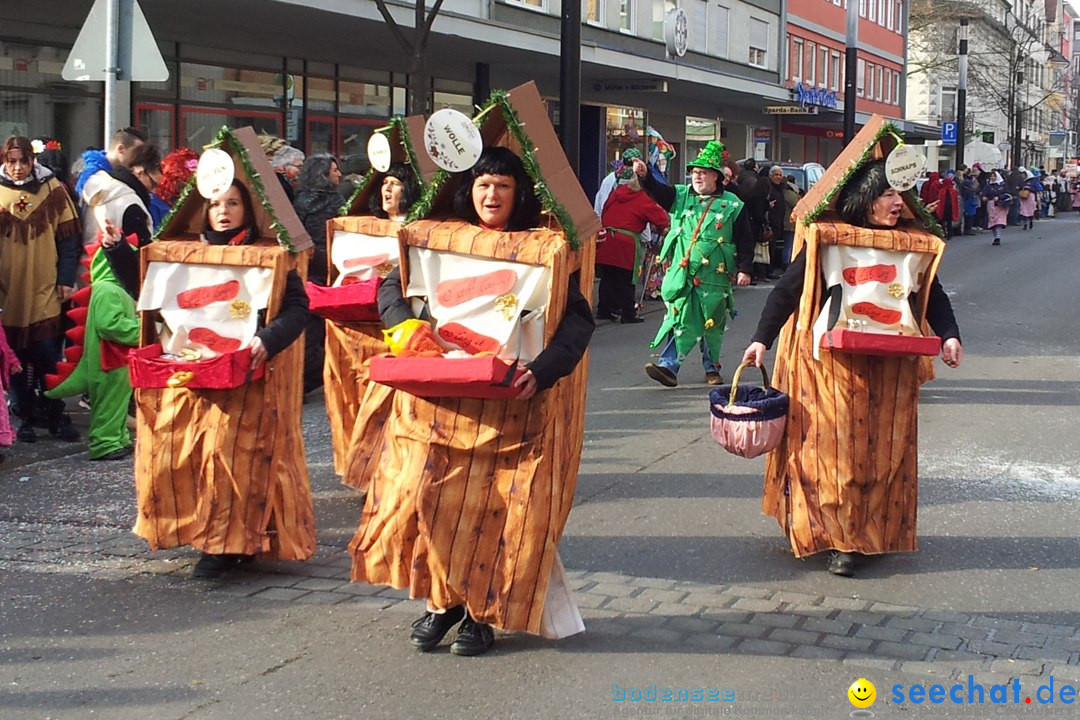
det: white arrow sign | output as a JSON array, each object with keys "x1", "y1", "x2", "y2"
[{"x1": 62, "y1": 0, "x2": 168, "y2": 82}]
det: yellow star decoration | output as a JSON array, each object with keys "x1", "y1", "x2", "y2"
[
  {"x1": 229, "y1": 299, "x2": 252, "y2": 319},
  {"x1": 887, "y1": 283, "x2": 904, "y2": 299},
  {"x1": 704, "y1": 318, "x2": 715, "y2": 329},
  {"x1": 494, "y1": 293, "x2": 518, "y2": 321}
]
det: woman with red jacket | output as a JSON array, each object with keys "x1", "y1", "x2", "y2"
[
  {"x1": 919, "y1": 171, "x2": 942, "y2": 206},
  {"x1": 935, "y1": 175, "x2": 960, "y2": 240},
  {"x1": 596, "y1": 165, "x2": 669, "y2": 323}
]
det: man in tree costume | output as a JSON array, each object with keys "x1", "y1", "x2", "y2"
[{"x1": 634, "y1": 140, "x2": 755, "y2": 387}]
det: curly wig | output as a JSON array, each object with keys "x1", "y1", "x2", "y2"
[
  {"x1": 835, "y1": 159, "x2": 892, "y2": 227},
  {"x1": 368, "y1": 162, "x2": 420, "y2": 218},
  {"x1": 154, "y1": 147, "x2": 198, "y2": 206}
]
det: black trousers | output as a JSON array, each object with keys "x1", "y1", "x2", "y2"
[
  {"x1": 11, "y1": 336, "x2": 67, "y2": 426},
  {"x1": 302, "y1": 314, "x2": 325, "y2": 394},
  {"x1": 596, "y1": 264, "x2": 636, "y2": 319}
]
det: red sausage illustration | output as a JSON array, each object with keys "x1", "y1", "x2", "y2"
[
  {"x1": 177, "y1": 279, "x2": 240, "y2": 309},
  {"x1": 437, "y1": 322, "x2": 502, "y2": 355},
  {"x1": 851, "y1": 302, "x2": 902, "y2": 326},
  {"x1": 342, "y1": 253, "x2": 390, "y2": 270},
  {"x1": 436, "y1": 269, "x2": 517, "y2": 308},
  {"x1": 842, "y1": 264, "x2": 897, "y2": 286},
  {"x1": 188, "y1": 327, "x2": 242, "y2": 353}
]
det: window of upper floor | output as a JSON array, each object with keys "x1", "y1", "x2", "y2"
[{"x1": 749, "y1": 17, "x2": 769, "y2": 68}]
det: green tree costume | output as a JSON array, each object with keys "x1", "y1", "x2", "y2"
[
  {"x1": 651, "y1": 143, "x2": 745, "y2": 363},
  {"x1": 46, "y1": 247, "x2": 139, "y2": 458}
]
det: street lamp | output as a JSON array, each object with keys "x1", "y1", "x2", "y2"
[{"x1": 957, "y1": 18, "x2": 969, "y2": 170}]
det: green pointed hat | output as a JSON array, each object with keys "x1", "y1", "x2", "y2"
[{"x1": 687, "y1": 140, "x2": 727, "y2": 173}]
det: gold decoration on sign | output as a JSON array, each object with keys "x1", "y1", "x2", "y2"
[
  {"x1": 494, "y1": 293, "x2": 518, "y2": 321},
  {"x1": 229, "y1": 299, "x2": 252, "y2": 319},
  {"x1": 178, "y1": 347, "x2": 202, "y2": 362},
  {"x1": 887, "y1": 283, "x2": 904, "y2": 299},
  {"x1": 376, "y1": 262, "x2": 396, "y2": 278},
  {"x1": 166, "y1": 370, "x2": 196, "y2": 388}
]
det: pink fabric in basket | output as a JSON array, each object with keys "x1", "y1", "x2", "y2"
[{"x1": 710, "y1": 404, "x2": 785, "y2": 459}]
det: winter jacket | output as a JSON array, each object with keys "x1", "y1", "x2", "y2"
[
  {"x1": 597, "y1": 184, "x2": 669, "y2": 270},
  {"x1": 292, "y1": 188, "x2": 342, "y2": 285},
  {"x1": 935, "y1": 179, "x2": 960, "y2": 223}
]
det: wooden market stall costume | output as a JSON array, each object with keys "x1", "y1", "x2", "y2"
[
  {"x1": 348, "y1": 82, "x2": 601, "y2": 638},
  {"x1": 131, "y1": 126, "x2": 317, "y2": 562},
  {"x1": 312, "y1": 115, "x2": 436, "y2": 480},
  {"x1": 763, "y1": 116, "x2": 950, "y2": 560}
]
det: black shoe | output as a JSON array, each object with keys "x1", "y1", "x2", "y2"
[
  {"x1": 409, "y1": 605, "x2": 466, "y2": 651},
  {"x1": 450, "y1": 614, "x2": 495, "y2": 656},
  {"x1": 192, "y1": 553, "x2": 234, "y2": 579},
  {"x1": 16, "y1": 422, "x2": 37, "y2": 444},
  {"x1": 766, "y1": 271, "x2": 783, "y2": 280},
  {"x1": 991, "y1": 239, "x2": 1001, "y2": 246},
  {"x1": 94, "y1": 446, "x2": 133, "y2": 461},
  {"x1": 827, "y1": 551, "x2": 856, "y2": 577},
  {"x1": 644, "y1": 363, "x2": 678, "y2": 387},
  {"x1": 621, "y1": 314, "x2": 645, "y2": 324},
  {"x1": 596, "y1": 311, "x2": 620, "y2": 322},
  {"x1": 48, "y1": 417, "x2": 80, "y2": 442}
]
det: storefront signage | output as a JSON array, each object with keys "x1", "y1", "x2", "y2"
[
  {"x1": 793, "y1": 83, "x2": 838, "y2": 110},
  {"x1": 664, "y1": 8, "x2": 689, "y2": 58},
  {"x1": 765, "y1": 105, "x2": 818, "y2": 115},
  {"x1": 591, "y1": 79, "x2": 669, "y2": 93}
]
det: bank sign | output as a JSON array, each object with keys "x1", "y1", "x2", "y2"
[{"x1": 793, "y1": 83, "x2": 838, "y2": 110}]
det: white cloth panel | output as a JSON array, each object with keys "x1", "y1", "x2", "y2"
[
  {"x1": 811, "y1": 245, "x2": 933, "y2": 359},
  {"x1": 329, "y1": 230, "x2": 400, "y2": 287},
  {"x1": 138, "y1": 261, "x2": 275, "y2": 358},
  {"x1": 405, "y1": 248, "x2": 551, "y2": 362}
]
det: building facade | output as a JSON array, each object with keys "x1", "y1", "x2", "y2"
[
  {"x1": 781, "y1": 0, "x2": 910, "y2": 165},
  {"x1": 2, "y1": 0, "x2": 794, "y2": 199}
]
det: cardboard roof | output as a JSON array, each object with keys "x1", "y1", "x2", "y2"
[
  {"x1": 416, "y1": 81, "x2": 602, "y2": 246},
  {"x1": 792, "y1": 114, "x2": 931, "y2": 230},
  {"x1": 343, "y1": 115, "x2": 437, "y2": 216},
  {"x1": 156, "y1": 126, "x2": 313, "y2": 253}
]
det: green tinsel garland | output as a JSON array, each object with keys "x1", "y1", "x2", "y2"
[
  {"x1": 800, "y1": 122, "x2": 945, "y2": 239},
  {"x1": 340, "y1": 116, "x2": 428, "y2": 216},
  {"x1": 405, "y1": 89, "x2": 581, "y2": 249},
  {"x1": 154, "y1": 126, "x2": 296, "y2": 252}
]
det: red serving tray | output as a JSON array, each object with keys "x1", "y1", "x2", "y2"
[
  {"x1": 368, "y1": 354, "x2": 523, "y2": 399},
  {"x1": 128, "y1": 343, "x2": 264, "y2": 389},
  {"x1": 820, "y1": 329, "x2": 941, "y2": 357},
  {"x1": 306, "y1": 278, "x2": 381, "y2": 323}
]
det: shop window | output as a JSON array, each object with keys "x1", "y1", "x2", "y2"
[
  {"x1": 181, "y1": 107, "x2": 281, "y2": 149},
  {"x1": 135, "y1": 103, "x2": 175, "y2": 153},
  {"x1": 605, "y1": 107, "x2": 647, "y2": 176}
]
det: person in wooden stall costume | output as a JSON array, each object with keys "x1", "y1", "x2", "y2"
[
  {"x1": 132, "y1": 146, "x2": 315, "y2": 580},
  {"x1": 741, "y1": 125, "x2": 963, "y2": 578},
  {"x1": 635, "y1": 140, "x2": 755, "y2": 387},
  {"x1": 350, "y1": 143, "x2": 595, "y2": 656},
  {"x1": 323, "y1": 124, "x2": 429, "y2": 484},
  {"x1": 0, "y1": 135, "x2": 82, "y2": 444}
]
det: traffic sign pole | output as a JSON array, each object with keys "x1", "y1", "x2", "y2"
[{"x1": 104, "y1": 0, "x2": 119, "y2": 148}]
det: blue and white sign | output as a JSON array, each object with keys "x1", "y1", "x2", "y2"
[
  {"x1": 795, "y1": 83, "x2": 838, "y2": 110},
  {"x1": 941, "y1": 122, "x2": 958, "y2": 145}
]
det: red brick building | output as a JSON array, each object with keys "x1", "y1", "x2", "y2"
[{"x1": 780, "y1": 0, "x2": 909, "y2": 164}]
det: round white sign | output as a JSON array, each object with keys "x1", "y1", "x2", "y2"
[
  {"x1": 367, "y1": 132, "x2": 392, "y2": 173},
  {"x1": 664, "y1": 8, "x2": 689, "y2": 58},
  {"x1": 885, "y1": 143, "x2": 925, "y2": 192},
  {"x1": 196, "y1": 148, "x2": 236, "y2": 199},
  {"x1": 423, "y1": 108, "x2": 483, "y2": 172}
]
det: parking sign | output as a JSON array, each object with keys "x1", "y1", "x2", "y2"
[{"x1": 942, "y1": 122, "x2": 958, "y2": 145}]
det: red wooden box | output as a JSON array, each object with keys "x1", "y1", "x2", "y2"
[
  {"x1": 820, "y1": 329, "x2": 941, "y2": 357},
  {"x1": 368, "y1": 354, "x2": 523, "y2": 398},
  {"x1": 128, "y1": 343, "x2": 265, "y2": 389},
  {"x1": 306, "y1": 278, "x2": 381, "y2": 323}
]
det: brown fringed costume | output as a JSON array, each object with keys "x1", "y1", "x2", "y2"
[{"x1": 132, "y1": 127, "x2": 317, "y2": 562}]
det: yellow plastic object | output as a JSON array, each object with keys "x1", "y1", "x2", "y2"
[{"x1": 383, "y1": 318, "x2": 432, "y2": 356}]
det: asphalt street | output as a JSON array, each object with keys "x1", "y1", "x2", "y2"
[{"x1": 1, "y1": 213, "x2": 1079, "y2": 720}]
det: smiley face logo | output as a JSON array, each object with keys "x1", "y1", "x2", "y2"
[{"x1": 848, "y1": 678, "x2": 876, "y2": 709}]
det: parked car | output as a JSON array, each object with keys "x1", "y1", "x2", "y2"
[{"x1": 735, "y1": 159, "x2": 825, "y2": 193}]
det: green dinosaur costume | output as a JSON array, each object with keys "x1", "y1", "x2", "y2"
[
  {"x1": 651, "y1": 164, "x2": 744, "y2": 362},
  {"x1": 46, "y1": 246, "x2": 139, "y2": 458}
]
